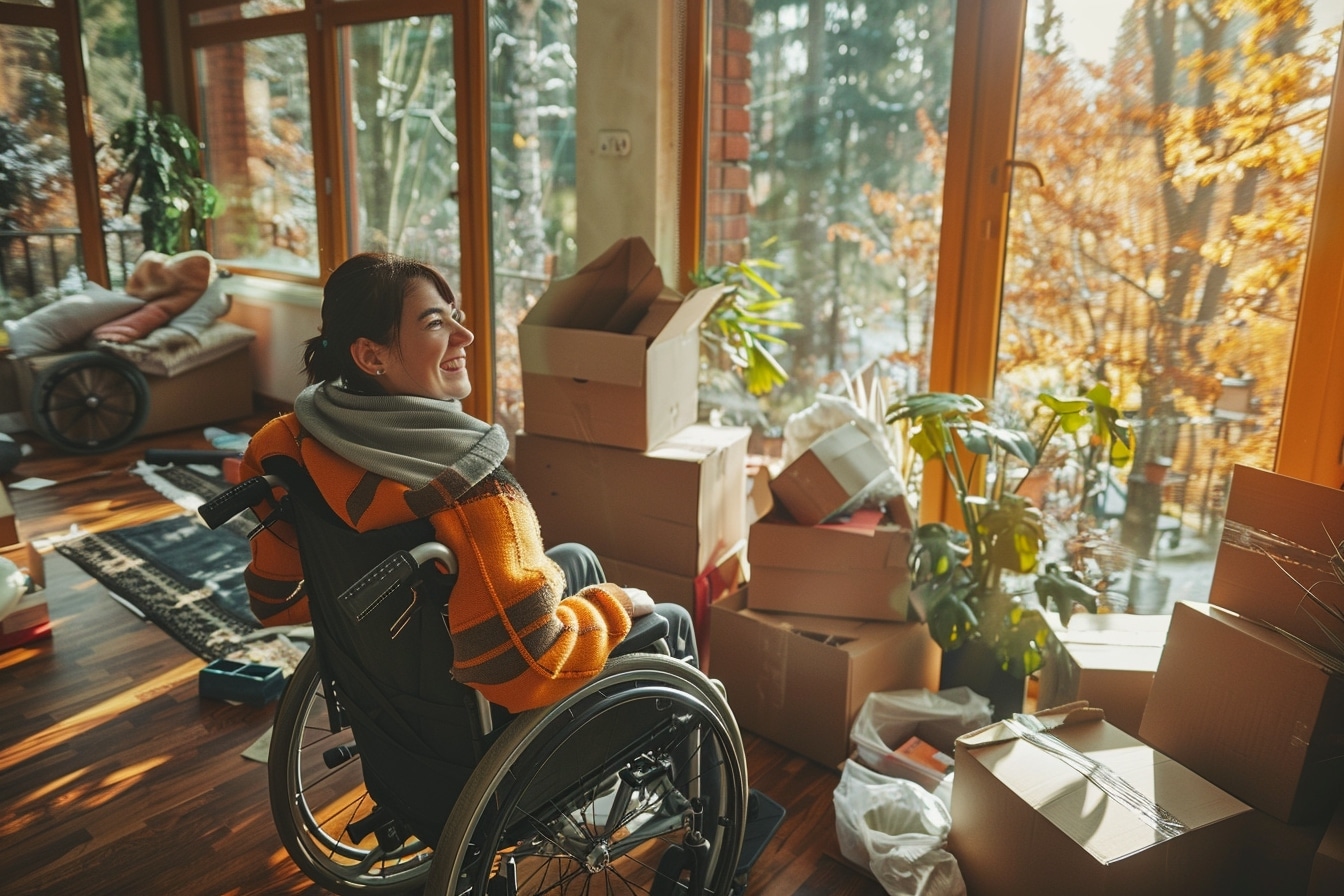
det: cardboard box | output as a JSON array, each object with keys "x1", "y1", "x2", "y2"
[
  {"x1": 708, "y1": 588, "x2": 940, "y2": 768},
  {"x1": 745, "y1": 505, "x2": 911, "y2": 622},
  {"x1": 0, "y1": 540, "x2": 44, "y2": 589},
  {"x1": 951, "y1": 708, "x2": 1252, "y2": 896},
  {"x1": 1310, "y1": 797, "x2": 1344, "y2": 896},
  {"x1": 0, "y1": 482, "x2": 18, "y2": 547},
  {"x1": 518, "y1": 237, "x2": 727, "y2": 451},
  {"x1": 1210, "y1": 464, "x2": 1344, "y2": 658},
  {"x1": 1036, "y1": 609, "x2": 1172, "y2": 738},
  {"x1": 768, "y1": 422, "x2": 894, "y2": 526},
  {"x1": 1139, "y1": 601, "x2": 1344, "y2": 825},
  {"x1": 516, "y1": 425, "x2": 749, "y2": 576},
  {"x1": 596, "y1": 545, "x2": 745, "y2": 655}
]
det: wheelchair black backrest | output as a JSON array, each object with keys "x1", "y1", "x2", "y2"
[{"x1": 262, "y1": 454, "x2": 500, "y2": 843}]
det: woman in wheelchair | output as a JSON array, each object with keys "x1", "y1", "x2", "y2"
[
  {"x1": 214, "y1": 252, "x2": 775, "y2": 895},
  {"x1": 241, "y1": 252, "x2": 699, "y2": 713}
]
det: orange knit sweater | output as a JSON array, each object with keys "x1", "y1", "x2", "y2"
[{"x1": 240, "y1": 413, "x2": 635, "y2": 712}]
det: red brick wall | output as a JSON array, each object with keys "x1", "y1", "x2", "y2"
[{"x1": 704, "y1": 0, "x2": 753, "y2": 267}]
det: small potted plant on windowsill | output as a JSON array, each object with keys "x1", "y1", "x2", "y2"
[{"x1": 886, "y1": 384, "x2": 1136, "y2": 716}]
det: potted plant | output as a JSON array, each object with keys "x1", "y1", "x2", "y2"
[
  {"x1": 886, "y1": 385, "x2": 1136, "y2": 714},
  {"x1": 107, "y1": 103, "x2": 220, "y2": 255}
]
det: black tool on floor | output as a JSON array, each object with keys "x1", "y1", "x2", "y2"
[{"x1": 143, "y1": 448, "x2": 242, "y2": 467}]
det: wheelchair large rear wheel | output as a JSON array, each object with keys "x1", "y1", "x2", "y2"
[
  {"x1": 268, "y1": 649, "x2": 435, "y2": 894},
  {"x1": 427, "y1": 655, "x2": 748, "y2": 896},
  {"x1": 29, "y1": 351, "x2": 149, "y2": 453}
]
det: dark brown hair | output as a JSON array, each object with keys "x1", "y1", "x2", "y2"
[{"x1": 302, "y1": 253, "x2": 457, "y2": 391}]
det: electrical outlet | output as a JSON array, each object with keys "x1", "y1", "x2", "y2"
[{"x1": 597, "y1": 129, "x2": 631, "y2": 157}]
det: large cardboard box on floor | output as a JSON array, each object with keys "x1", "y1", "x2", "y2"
[
  {"x1": 518, "y1": 237, "x2": 727, "y2": 451},
  {"x1": 951, "y1": 706, "x2": 1252, "y2": 896},
  {"x1": 1036, "y1": 609, "x2": 1172, "y2": 738},
  {"x1": 768, "y1": 422, "x2": 894, "y2": 526},
  {"x1": 745, "y1": 505, "x2": 912, "y2": 622},
  {"x1": 708, "y1": 588, "x2": 939, "y2": 768},
  {"x1": 1139, "y1": 601, "x2": 1344, "y2": 825},
  {"x1": 515, "y1": 425, "x2": 749, "y2": 576}
]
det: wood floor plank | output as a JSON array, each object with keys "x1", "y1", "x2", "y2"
[{"x1": 0, "y1": 414, "x2": 888, "y2": 896}]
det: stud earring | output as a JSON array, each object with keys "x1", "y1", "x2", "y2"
[{"x1": 375, "y1": 368, "x2": 385, "y2": 376}]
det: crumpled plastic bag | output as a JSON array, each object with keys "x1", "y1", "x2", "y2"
[
  {"x1": 834, "y1": 760, "x2": 966, "y2": 896},
  {"x1": 850, "y1": 688, "x2": 992, "y2": 800},
  {"x1": 781, "y1": 394, "x2": 906, "y2": 510}
]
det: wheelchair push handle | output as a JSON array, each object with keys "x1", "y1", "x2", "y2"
[
  {"x1": 198, "y1": 475, "x2": 281, "y2": 530},
  {"x1": 338, "y1": 542, "x2": 458, "y2": 624}
]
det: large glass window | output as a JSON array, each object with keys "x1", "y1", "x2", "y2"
[
  {"x1": 486, "y1": 0, "x2": 579, "y2": 439},
  {"x1": 339, "y1": 14, "x2": 460, "y2": 276},
  {"x1": 703, "y1": 0, "x2": 959, "y2": 433},
  {"x1": 992, "y1": 0, "x2": 1344, "y2": 606},
  {"x1": 195, "y1": 33, "x2": 317, "y2": 276}
]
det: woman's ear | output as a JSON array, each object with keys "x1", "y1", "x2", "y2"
[{"x1": 349, "y1": 337, "x2": 387, "y2": 377}]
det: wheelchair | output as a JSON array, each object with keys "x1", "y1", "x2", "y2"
[{"x1": 200, "y1": 456, "x2": 766, "y2": 895}]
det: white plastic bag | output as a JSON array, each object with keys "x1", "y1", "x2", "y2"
[
  {"x1": 833, "y1": 760, "x2": 966, "y2": 896},
  {"x1": 850, "y1": 688, "x2": 992, "y2": 797}
]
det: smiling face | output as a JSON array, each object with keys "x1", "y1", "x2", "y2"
[{"x1": 351, "y1": 277, "x2": 473, "y2": 400}]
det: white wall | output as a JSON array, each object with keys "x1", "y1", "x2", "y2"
[
  {"x1": 575, "y1": 0, "x2": 684, "y2": 273},
  {"x1": 220, "y1": 275, "x2": 320, "y2": 405}
]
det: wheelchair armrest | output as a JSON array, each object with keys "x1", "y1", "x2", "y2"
[{"x1": 611, "y1": 611, "x2": 670, "y2": 657}]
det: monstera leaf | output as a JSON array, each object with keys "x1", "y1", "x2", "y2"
[
  {"x1": 1033, "y1": 562, "x2": 1101, "y2": 623},
  {"x1": 976, "y1": 495, "x2": 1045, "y2": 574}
]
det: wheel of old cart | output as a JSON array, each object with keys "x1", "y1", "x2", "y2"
[{"x1": 29, "y1": 352, "x2": 150, "y2": 454}]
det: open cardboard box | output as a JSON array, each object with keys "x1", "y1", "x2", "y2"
[
  {"x1": 745, "y1": 504, "x2": 912, "y2": 622},
  {"x1": 515, "y1": 425, "x2": 749, "y2": 576},
  {"x1": 768, "y1": 422, "x2": 894, "y2": 526},
  {"x1": 708, "y1": 587, "x2": 939, "y2": 768},
  {"x1": 518, "y1": 237, "x2": 727, "y2": 451},
  {"x1": 1138, "y1": 465, "x2": 1344, "y2": 826},
  {"x1": 951, "y1": 704, "x2": 1252, "y2": 896},
  {"x1": 1036, "y1": 609, "x2": 1172, "y2": 739}
]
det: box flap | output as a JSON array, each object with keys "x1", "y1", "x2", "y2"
[
  {"x1": 522, "y1": 237, "x2": 664, "y2": 333},
  {"x1": 651, "y1": 283, "x2": 729, "y2": 345}
]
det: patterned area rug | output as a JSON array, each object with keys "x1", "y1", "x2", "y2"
[{"x1": 56, "y1": 464, "x2": 302, "y2": 669}]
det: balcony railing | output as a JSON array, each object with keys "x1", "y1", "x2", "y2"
[{"x1": 0, "y1": 228, "x2": 145, "y2": 303}]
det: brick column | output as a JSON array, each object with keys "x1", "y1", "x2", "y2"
[{"x1": 705, "y1": 0, "x2": 754, "y2": 267}]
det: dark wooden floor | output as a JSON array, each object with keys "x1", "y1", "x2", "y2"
[{"x1": 0, "y1": 407, "x2": 883, "y2": 896}]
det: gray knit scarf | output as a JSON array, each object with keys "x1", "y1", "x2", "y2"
[{"x1": 294, "y1": 382, "x2": 509, "y2": 491}]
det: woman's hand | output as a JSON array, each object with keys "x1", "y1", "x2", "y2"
[{"x1": 623, "y1": 587, "x2": 656, "y2": 618}]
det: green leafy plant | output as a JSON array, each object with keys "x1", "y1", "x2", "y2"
[
  {"x1": 691, "y1": 254, "x2": 799, "y2": 397},
  {"x1": 886, "y1": 385, "x2": 1135, "y2": 678},
  {"x1": 108, "y1": 103, "x2": 220, "y2": 254}
]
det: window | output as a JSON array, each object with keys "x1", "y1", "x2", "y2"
[
  {"x1": 183, "y1": 0, "x2": 492, "y2": 413},
  {"x1": 703, "y1": 0, "x2": 1344, "y2": 607},
  {"x1": 485, "y1": 0, "x2": 579, "y2": 440},
  {"x1": 0, "y1": 0, "x2": 114, "y2": 306}
]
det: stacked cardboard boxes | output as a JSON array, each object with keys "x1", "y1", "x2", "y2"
[
  {"x1": 1135, "y1": 465, "x2": 1344, "y2": 891},
  {"x1": 709, "y1": 431, "x2": 941, "y2": 769},
  {"x1": 512, "y1": 237, "x2": 749, "y2": 644}
]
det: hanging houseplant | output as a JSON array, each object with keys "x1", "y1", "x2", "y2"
[{"x1": 107, "y1": 103, "x2": 220, "y2": 255}]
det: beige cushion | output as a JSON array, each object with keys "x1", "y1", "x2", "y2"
[
  {"x1": 94, "y1": 320, "x2": 256, "y2": 378},
  {"x1": 3, "y1": 286, "x2": 145, "y2": 358}
]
